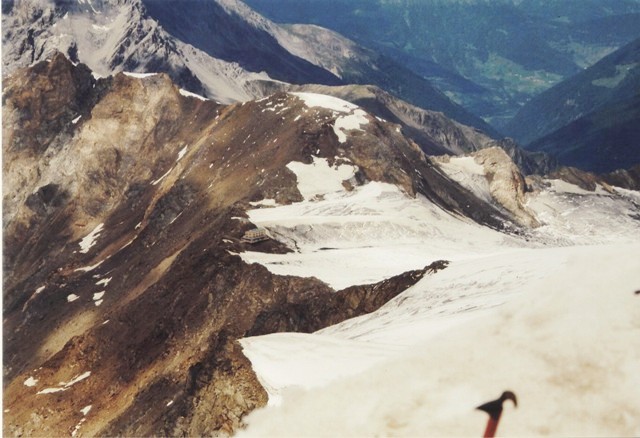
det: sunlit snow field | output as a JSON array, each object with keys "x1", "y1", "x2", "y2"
[
  {"x1": 240, "y1": 244, "x2": 640, "y2": 437},
  {"x1": 237, "y1": 94, "x2": 640, "y2": 437}
]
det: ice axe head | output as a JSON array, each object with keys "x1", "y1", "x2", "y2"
[{"x1": 476, "y1": 391, "x2": 517, "y2": 437}]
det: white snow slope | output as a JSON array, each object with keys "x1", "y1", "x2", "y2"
[
  {"x1": 240, "y1": 244, "x2": 640, "y2": 437},
  {"x1": 239, "y1": 155, "x2": 640, "y2": 436}
]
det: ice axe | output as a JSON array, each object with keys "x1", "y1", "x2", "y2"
[{"x1": 476, "y1": 390, "x2": 517, "y2": 437}]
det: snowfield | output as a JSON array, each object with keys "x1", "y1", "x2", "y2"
[
  {"x1": 285, "y1": 156, "x2": 357, "y2": 201},
  {"x1": 239, "y1": 156, "x2": 640, "y2": 437},
  {"x1": 240, "y1": 157, "x2": 521, "y2": 289},
  {"x1": 240, "y1": 244, "x2": 640, "y2": 437}
]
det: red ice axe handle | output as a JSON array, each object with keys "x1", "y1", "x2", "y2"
[{"x1": 482, "y1": 412, "x2": 501, "y2": 438}]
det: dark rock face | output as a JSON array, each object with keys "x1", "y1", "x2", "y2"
[
  {"x1": 525, "y1": 92, "x2": 640, "y2": 174},
  {"x1": 539, "y1": 164, "x2": 640, "y2": 194},
  {"x1": 548, "y1": 167, "x2": 604, "y2": 192},
  {"x1": 2, "y1": 55, "x2": 486, "y2": 436},
  {"x1": 601, "y1": 164, "x2": 640, "y2": 191},
  {"x1": 248, "y1": 260, "x2": 450, "y2": 336},
  {"x1": 3, "y1": 52, "x2": 102, "y2": 155},
  {"x1": 141, "y1": 0, "x2": 343, "y2": 87}
]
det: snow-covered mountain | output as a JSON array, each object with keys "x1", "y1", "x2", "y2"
[
  {"x1": 237, "y1": 96, "x2": 640, "y2": 437},
  {"x1": 0, "y1": 54, "x2": 509, "y2": 436},
  {"x1": 2, "y1": 0, "x2": 280, "y2": 103},
  {"x1": 3, "y1": 54, "x2": 640, "y2": 436},
  {"x1": 2, "y1": 0, "x2": 495, "y2": 134}
]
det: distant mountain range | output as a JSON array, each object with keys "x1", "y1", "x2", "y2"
[
  {"x1": 526, "y1": 91, "x2": 640, "y2": 174},
  {"x1": 505, "y1": 37, "x2": 640, "y2": 173},
  {"x1": 1, "y1": 0, "x2": 495, "y2": 135},
  {"x1": 4, "y1": 0, "x2": 640, "y2": 172},
  {"x1": 245, "y1": 0, "x2": 640, "y2": 128}
]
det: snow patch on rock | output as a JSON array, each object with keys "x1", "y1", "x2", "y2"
[
  {"x1": 249, "y1": 199, "x2": 279, "y2": 207},
  {"x1": 286, "y1": 156, "x2": 357, "y2": 201},
  {"x1": 436, "y1": 156, "x2": 492, "y2": 203},
  {"x1": 92, "y1": 291, "x2": 105, "y2": 301},
  {"x1": 78, "y1": 223, "x2": 104, "y2": 254},
  {"x1": 37, "y1": 371, "x2": 93, "y2": 395},
  {"x1": 177, "y1": 145, "x2": 188, "y2": 162},
  {"x1": 95, "y1": 277, "x2": 111, "y2": 287},
  {"x1": 291, "y1": 92, "x2": 358, "y2": 113},
  {"x1": 23, "y1": 376, "x2": 38, "y2": 387},
  {"x1": 291, "y1": 92, "x2": 370, "y2": 143},
  {"x1": 333, "y1": 109, "x2": 369, "y2": 143},
  {"x1": 151, "y1": 167, "x2": 174, "y2": 186},
  {"x1": 74, "y1": 260, "x2": 104, "y2": 273},
  {"x1": 179, "y1": 89, "x2": 208, "y2": 101},
  {"x1": 123, "y1": 72, "x2": 157, "y2": 79}
]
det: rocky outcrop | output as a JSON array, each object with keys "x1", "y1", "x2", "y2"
[
  {"x1": 248, "y1": 260, "x2": 450, "y2": 335},
  {"x1": 601, "y1": 164, "x2": 640, "y2": 191},
  {"x1": 259, "y1": 82, "x2": 555, "y2": 177},
  {"x1": 433, "y1": 147, "x2": 540, "y2": 228},
  {"x1": 548, "y1": 166, "x2": 605, "y2": 192},
  {"x1": 285, "y1": 83, "x2": 494, "y2": 156},
  {"x1": 472, "y1": 147, "x2": 540, "y2": 228}
]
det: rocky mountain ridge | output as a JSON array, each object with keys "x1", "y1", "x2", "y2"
[
  {"x1": 2, "y1": 53, "x2": 514, "y2": 436},
  {"x1": 259, "y1": 82, "x2": 556, "y2": 175},
  {"x1": 3, "y1": 0, "x2": 640, "y2": 431}
]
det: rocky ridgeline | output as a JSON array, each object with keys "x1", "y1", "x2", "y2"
[{"x1": 4, "y1": 54, "x2": 514, "y2": 436}]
